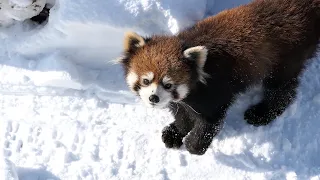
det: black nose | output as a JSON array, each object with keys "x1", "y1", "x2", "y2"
[{"x1": 149, "y1": 95, "x2": 160, "y2": 103}]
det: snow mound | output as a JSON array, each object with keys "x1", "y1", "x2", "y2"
[
  {"x1": 0, "y1": 0, "x2": 46, "y2": 26},
  {"x1": 31, "y1": 52, "x2": 99, "y2": 89},
  {"x1": 9, "y1": 0, "x2": 207, "y2": 68}
]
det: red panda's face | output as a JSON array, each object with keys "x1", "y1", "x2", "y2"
[
  {"x1": 125, "y1": 70, "x2": 190, "y2": 108},
  {"x1": 118, "y1": 32, "x2": 209, "y2": 109}
]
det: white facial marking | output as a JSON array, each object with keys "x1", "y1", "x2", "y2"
[
  {"x1": 176, "y1": 84, "x2": 189, "y2": 100},
  {"x1": 183, "y1": 46, "x2": 210, "y2": 84},
  {"x1": 139, "y1": 82, "x2": 172, "y2": 109},
  {"x1": 141, "y1": 72, "x2": 154, "y2": 82},
  {"x1": 126, "y1": 71, "x2": 138, "y2": 91},
  {"x1": 163, "y1": 76, "x2": 173, "y2": 84}
]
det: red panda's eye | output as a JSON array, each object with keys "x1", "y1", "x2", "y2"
[
  {"x1": 143, "y1": 79, "x2": 150, "y2": 85},
  {"x1": 164, "y1": 83, "x2": 172, "y2": 89}
]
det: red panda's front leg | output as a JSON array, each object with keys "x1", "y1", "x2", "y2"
[
  {"x1": 184, "y1": 120, "x2": 221, "y2": 155},
  {"x1": 161, "y1": 102, "x2": 195, "y2": 149},
  {"x1": 183, "y1": 105, "x2": 228, "y2": 155}
]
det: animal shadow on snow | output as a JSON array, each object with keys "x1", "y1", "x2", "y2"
[
  {"x1": 17, "y1": 166, "x2": 60, "y2": 180},
  {"x1": 211, "y1": 58, "x2": 320, "y2": 179}
]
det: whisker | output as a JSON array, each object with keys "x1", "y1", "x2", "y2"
[
  {"x1": 179, "y1": 101, "x2": 201, "y2": 115},
  {"x1": 172, "y1": 102, "x2": 179, "y2": 116}
]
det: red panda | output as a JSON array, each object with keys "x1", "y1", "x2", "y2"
[{"x1": 118, "y1": 0, "x2": 320, "y2": 155}]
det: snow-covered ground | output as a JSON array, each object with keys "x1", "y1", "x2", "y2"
[{"x1": 1, "y1": 0, "x2": 320, "y2": 179}]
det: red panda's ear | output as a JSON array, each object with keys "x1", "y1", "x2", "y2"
[
  {"x1": 183, "y1": 46, "x2": 208, "y2": 69},
  {"x1": 115, "y1": 31, "x2": 147, "y2": 64},
  {"x1": 123, "y1": 31, "x2": 146, "y2": 53},
  {"x1": 183, "y1": 46, "x2": 210, "y2": 84}
]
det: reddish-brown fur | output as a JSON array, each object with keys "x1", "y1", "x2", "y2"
[
  {"x1": 177, "y1": 0, "x2": 320, "y2": 82},
  {"x1": 127, "y1": 37, "x2": 191, "y2": 85},
  {"x1": 119, "y1": 0, "x2": 320, "y2": 155}
]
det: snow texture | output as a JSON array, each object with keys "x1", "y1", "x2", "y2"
[
  {"x1": 1, "y1": 0, "x2": 320, "y2": 179},
  {"x1": 0, "y1": 0, "x2": 46, "y2": 24}
]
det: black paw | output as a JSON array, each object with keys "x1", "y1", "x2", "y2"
[
  {"x1": 244, "y1": 102, "x2": 277, "y2": 126},
  {"x1": 184, "y1": 134, "x2": 209, "y2": 155},
  {"x1": 161, "y1": 125, "x2": 183, "y2": 149}
]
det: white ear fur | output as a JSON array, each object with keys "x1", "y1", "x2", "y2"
[
  {"x1": 183, "y1": 46, "x2": 210, "y2": 84},
  {"x1": 123, "y1": 31, "x2": 146, "y2": 53},
  {"x1": 183, "y1": 46, "x2": 208, "y2": 68}
]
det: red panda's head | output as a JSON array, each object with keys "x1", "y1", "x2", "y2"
[{"x1": 118, "y1": 31, "x2": 209, "y2": 108}]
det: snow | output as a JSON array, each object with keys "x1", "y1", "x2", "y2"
[
  {"x1": 1, "y1": 0, "x2": 46, "y2": 23},
  {"x1": 1, "y1": 0, "x2": 320, "y2": 179},
  {"x1": 9, "y1": 0, "x2": 34, "y2": 7}
]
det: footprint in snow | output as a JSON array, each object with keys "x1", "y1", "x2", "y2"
[
  {"x1": 179, "y1": 154, "x2": 188, "y2": 167},
  {"x1": 3, "y1": 121, "x2": 21, "y2": 157}
]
